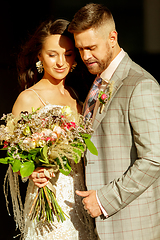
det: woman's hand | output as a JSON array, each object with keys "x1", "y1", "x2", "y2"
[{"x1": 29, "y1": 167, "x2": 54, "y2": 188}]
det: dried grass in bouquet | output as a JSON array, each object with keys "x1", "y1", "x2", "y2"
[{"x1": 0, "y1": 106, "x2": 97, "y2": 224}]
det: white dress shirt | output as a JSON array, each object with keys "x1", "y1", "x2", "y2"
[{"x1": 100, "y1": 48, "x2": 126, "y2": 81}]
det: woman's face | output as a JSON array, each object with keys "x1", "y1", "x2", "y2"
[{"x1": 39, "y1": 34, "x2": 75, "y2": 81}]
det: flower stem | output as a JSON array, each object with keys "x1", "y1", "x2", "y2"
[{"x1": 28, "y1": 186, "x2": 67, "y2": 223}]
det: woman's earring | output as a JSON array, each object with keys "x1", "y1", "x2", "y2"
[
  {"x1": 36, "y1": 60, "x2": 43, "y2": 73},
  {"x1": 70, "y1": 61, "x2": 77, "y2": 72}
]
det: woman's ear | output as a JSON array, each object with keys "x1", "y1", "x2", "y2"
[
  {"x1": 37, "y1": 52, "x2": 42, "y2": 61},
  {"x1": 109, "y1": 31, "x2": 117, "y2": 47}
]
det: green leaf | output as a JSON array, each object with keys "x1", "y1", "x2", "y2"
[
  {"x1": 80, "y1": 133, "x2": 91, "y2": 140},
  {"x1": 0, "y1": 157, "x2": 12, "y2": 164},
  {"x1": 7, "y1": 151, "x2": 14, "y2": 157},
  {"x1": 32, "y1": 107, "x2": 35, "y2": 113},
  {"x1": 29, "y1": 148, "x2": 41, "y2": 155},
  {"x1": 59, "y1": 169, "x2": 71, "y2": 176},
  {"x1": 38, "y1": 158, "x2": 48, "y2": 163},
  {"x1": 98, "y1": 91, "x2": 105, "y2": 104},
  {"x1": 19, "y1": 153, "x2": 28, "y2": 159},
  {"x1": 31, "y1": 154, "x2": 37, "y2": 161},
  {"x1": 71, "y1": 142, "x2": 85, "y2": 150},
  {"x1": 72, "y1": 149, "x2": 82, "y2": 164},
  {"x1": 56, "y1": 157, "x2": 71, "y2": 176},
  {"x1": 40, "y1": 146, "x2": 49, "y2": 163},
  {"x1": 71, "y1": 142, "x2": 85, "y2": 163},
  {"x1": 59, "y1": 162, "x2": 71, "y2": 176},
  {"x1": 84, "y1": 138, "x2": 98, "y2": 156},
  {"x1": 0, "y1": 147, "x2": 8, "y2": 151},
  {"x1": 12, "y1": 159, "x2": 22, "y2": 172},
  {"x1": 43, "y1": 145, "x2": 49, "y2": 161},
  {"x1": 20, "y1": 161, "x2": 35, "y2": 178},
  {"x1": 32, "y1": 107, "x2": 40, "y2": 113},
  {"x1": 28, "y1": 154, "x2": 32, "y2": 160}
]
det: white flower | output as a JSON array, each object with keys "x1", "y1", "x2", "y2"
[
  {"x1": 22, "y1": 138, "x2": 36, "y2": 149},
  {"x1": 53, "y1": 126, "x2": 64, "y2": 135},
  {"x1": 37, "y1": 140, "x2": 46, "y2": 147},
  {"x1": 61, "y1": 106, "x2": 72, "y2": 116},
  {"x1": 42, "y1": 129, "x2": 53, "y2": 136}
]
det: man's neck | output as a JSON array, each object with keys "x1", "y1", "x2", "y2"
[
  {"x1": 100, "y1": 48, "x2": 125, "y2": 81},
  {"x1": 112, "y1": 43, "x2": 121, "y2": 62}
]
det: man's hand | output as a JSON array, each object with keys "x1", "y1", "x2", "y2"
[{"x1": 76, "y1": 189, "x2": 102, "y2": 218}]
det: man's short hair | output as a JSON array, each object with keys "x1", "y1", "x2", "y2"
[{"x1": 68, "y1": 3, "x2": 115, "y2": 33}]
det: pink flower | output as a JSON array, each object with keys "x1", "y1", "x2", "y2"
[
  {"x1": 101, "y1": 94, "x2": 107, "y2": 100},
  {"x1": 46, "y1": 137, "x2": 53, "y2": 142}
]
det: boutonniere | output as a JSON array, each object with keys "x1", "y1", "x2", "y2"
[{"x1": 98, "y1": 81, "x2": 114, "y2": 114}]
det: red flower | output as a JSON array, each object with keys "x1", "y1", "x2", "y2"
[
  {"x1": 65, "y1": 122, "x2": 76, "y2": 130},
  {"x1": 3, "y1": 141, "x2": 9, "y2": 148}
]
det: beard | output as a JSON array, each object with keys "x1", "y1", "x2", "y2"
[
  {"x1": 84, "y1": 43, "x2": 113, "y2": 75},
  {"x1": 85, "y1": 60, "x2": 111, "y2": 75}
]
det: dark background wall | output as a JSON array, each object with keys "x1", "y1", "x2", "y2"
[{"x1": 0, "y1": 0, "x2": 160, "y2": 239}]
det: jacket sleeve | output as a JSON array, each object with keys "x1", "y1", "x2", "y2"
[{"x1": 97, "y1": 79, "x2": 160, "y2": 217}]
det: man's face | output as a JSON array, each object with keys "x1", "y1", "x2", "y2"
[{"x1": 74, "y1": 28, "x2": 113, "y2": 75}]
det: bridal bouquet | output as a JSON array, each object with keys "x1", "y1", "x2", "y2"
[{"x1": 0, "y1": 106, "x2": 97, "y2": 223}]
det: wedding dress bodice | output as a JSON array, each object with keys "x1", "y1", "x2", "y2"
[{"x1": 23, "y1": 104, "x2": 97, "y2": 240}]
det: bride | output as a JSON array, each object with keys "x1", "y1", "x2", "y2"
[{"x1": 11, "y1": 18, "x2": 97, "y2": 239}]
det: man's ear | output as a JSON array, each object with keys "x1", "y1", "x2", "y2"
[{"x1": 109, "y1": 31, "x2": 117, "y2": 47}]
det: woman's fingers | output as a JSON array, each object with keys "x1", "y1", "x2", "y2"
[
  {"x1": 34, "y1": 180, "x2": 49, "y2": 188},
  {"x1": 29, "y1": 167, "x2": 54, "y2": 188}
]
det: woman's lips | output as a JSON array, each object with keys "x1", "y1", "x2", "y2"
[{"x1": 54, "y1": 68, "x2": 66, "y2": 73}]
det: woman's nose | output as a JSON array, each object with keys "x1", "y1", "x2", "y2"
[{"x1": 56, "y1": 55, "x2": 65, "y2": 67}]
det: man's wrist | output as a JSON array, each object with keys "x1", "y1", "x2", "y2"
[{"x1": 96, "y1": 190, "x2": 109, "y2": 217}]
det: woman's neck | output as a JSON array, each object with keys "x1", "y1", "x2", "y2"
[{"x1": 40, "y1": 77, "x2": 67, "y2": 95}]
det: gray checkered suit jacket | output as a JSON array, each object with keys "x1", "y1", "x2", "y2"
[{"x1": 85, "y1": 53, "x2": 160, "y2": 240}]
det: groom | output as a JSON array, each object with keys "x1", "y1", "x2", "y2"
[{"x1": 69, "y1": 3, "x2": 160, "y2": 240}]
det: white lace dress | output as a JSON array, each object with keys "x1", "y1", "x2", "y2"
[{"x1": 22, "y1": 104, "x2": 97, "y2": 240}]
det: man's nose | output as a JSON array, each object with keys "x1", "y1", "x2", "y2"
[{"x1": 82, "y1": 50, "x2": 92, "y2": 61}]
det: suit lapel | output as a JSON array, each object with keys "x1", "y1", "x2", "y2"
[
  {"x1": 92, "y1": 76, "x2": 123, "y2": 131},
  {"x1": 92, "y1": 53, "x2": 132, "y2": 131}
]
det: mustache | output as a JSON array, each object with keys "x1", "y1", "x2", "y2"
[{"x1": 84, "y1": 59, "x2": 98, "y2": 65}]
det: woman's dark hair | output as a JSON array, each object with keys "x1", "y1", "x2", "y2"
[
  {"x1": 17, "y1": 18, "x2": 75, "y2": 90},
  {"x1": 17, "y1": 18, "x2": 95, "y2": 102}
]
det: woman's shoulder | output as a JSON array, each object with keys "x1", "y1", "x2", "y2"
[
  {"x1": 12, "y1": 88, "x2": 42, "y2": 116},
  {"x1": 17, "y1": 88, "x2": 38, "y2": 103}
]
